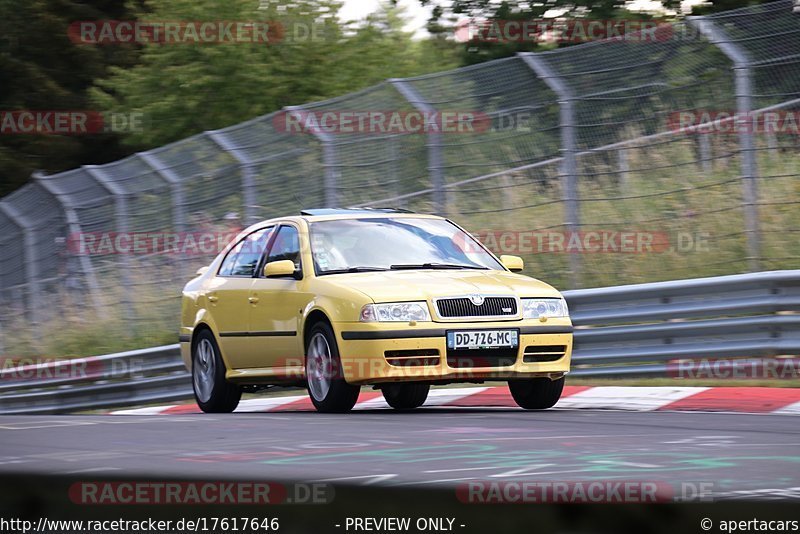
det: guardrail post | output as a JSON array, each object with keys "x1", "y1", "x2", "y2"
[
  {"x1": 388, "y1": 136, "x2": 404, "y2": 207},
  {"x1": 518, "y1": 53, "x2": 582, "y2": 288},
  {"x1": 322, "y1": 142, "x2": 339, "y2": 209},
  {"x1": 0, "y1": 200, "x2": 40, "y2": 324},
  {"x1": 689, "y1": 17, "x2": 761, "y2": 271},
  {"x1": 285, "y1": 106, "x2": 339, "y2": 209},
  {"x1": 84, "y1": 165, "x2": 136, "y2": 322},
  {"x1": 33, "y1": 172, "x2": 103, "y2": 315},
  {"x1": 389, "y1": 79, "x2": 446, "y2": 215},
  {"x1": 207, "y1": 131, "x2": 257, "y2": 224}
]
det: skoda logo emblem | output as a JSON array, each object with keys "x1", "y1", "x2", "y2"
[{"x1": 469, "y1": 294, "x2": 485, "y2": 306}]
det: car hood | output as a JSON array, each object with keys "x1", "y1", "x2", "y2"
[{"x1": 322, "y1": 269, "x2": 561, "y2": 302}]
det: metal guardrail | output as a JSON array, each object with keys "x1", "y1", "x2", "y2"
[
  {"x1": 566, "y1": 270, "x2": 800, "y2": 376},
  {"x1": 0, "y1": 346, "x2": 190, "y2": 415},
  {"x1": 1, "y1": 270, "x2": 798, "y2": 414}
]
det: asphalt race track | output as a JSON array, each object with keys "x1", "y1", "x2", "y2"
[{"x1": 1, "y1": 408, "x2": 798, "y2": 500}]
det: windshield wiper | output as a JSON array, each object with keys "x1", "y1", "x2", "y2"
[
  {"x1": 389, "y1": 263, "x2": 489, "y2": 270},
  {"x1": 319, "y1": 266, "x2": 389, "y2": 275}
]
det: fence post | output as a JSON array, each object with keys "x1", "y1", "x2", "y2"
[
  {"x1": 138, "y1": 152, "x2": 187, "y2": 232},
  {"x1": 389, "y1": 79, "x2": 446, "y2": 215},
  {"x1": 33, "y1": 172, "x2": 103, "y2": 315},
  {"x1": 388, "y1": 136, "x2": 404, "y2": 207},
  {"x1": 207, "y1": 131, "x2": 257, "y2": 223},
  {"x1": 0, "y1": 200, "x2": 40, "y2": 324},
  {"x1": 518, "y1": 52, "x2": 582, "y2": 288},
  {"x1": 285, "y1": 106, "x2": 339, "y2": 208},
  {"x1": 84, "y1": 165, "x2": 136, "y2": 322},
  {"x1": 689, "y1": 17, "x2": 760, "y2": 271}
]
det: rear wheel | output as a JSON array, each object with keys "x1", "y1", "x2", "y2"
[
  {"x1": 305, "y1": 322, "x2": 360, "y2": 413},
  {"x1": 508, "y1": 376, "x2": 565, "y2": 410},
  {"x1": 382, "y1": 383, "x2": 430, "y2": 410},
  {"x1": 192, "y1": 330, "x2": 241, "y2": 413}
]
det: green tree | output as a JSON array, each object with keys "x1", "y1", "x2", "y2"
[
  {"x1": 411, "y1": 0, "x2": 765, "y2": 65},
  {"x1": 0, "y1": 0, "x2": 141, "y2": 196},
  {"x1": 415, "y1": 0, "x2": 781, "y2": 55},
  {"x1": 93, "y1": 0, "x2": 460, "y2": 148}
]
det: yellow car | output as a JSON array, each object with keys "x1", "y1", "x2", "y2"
[{"x1": 180, "y1": 209, "x2": 573, "y2": 413}]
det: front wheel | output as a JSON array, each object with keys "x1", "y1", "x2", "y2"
[
  {"x1": 192, "y1": 330, "x2": 241, "y2": 413},
  {"x1": 508, "y1": 376, "x2": 565, "y2": 410},
  {"x1": 382, "y1": 383, "x2": 430, "y2": 410},
  {"x1": 305, "y1": 323, "x2": 361, "y2": 413}
]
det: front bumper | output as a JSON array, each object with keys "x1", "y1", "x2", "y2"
[{"x1": 334, "y1": 319, "x2": 573, "y2": 385}]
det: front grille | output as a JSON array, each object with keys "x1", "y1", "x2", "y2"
[
  {"x1": 446, "y1": 348, "x2": 518, "y2": 368},
  {"x1": 436, "y1": 296, "x2": 517, "y2": 318},
  {"x1": 385, "y1": 349, "x2": 440, "y2": 367},
  {"x1": 522, "y1": 345, "x2": 567, "y2": 363}
]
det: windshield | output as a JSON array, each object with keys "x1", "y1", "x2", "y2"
[{"x1": 309, "y1": 217, "x2": 504, "y2": 274}]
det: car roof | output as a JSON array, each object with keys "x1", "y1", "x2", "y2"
[
  {"x1": 299, "y1": 208, "x2": 413, "y2": 216},
  {"x1": 300, "y1": 208, "x2": 444, "y2": 223},
  {"x1": 239, "y1": 209, "x2": 444, "y2": 234}
]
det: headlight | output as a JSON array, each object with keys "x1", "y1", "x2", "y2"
[
  {"x1": 521, "y1": 297, "x2": 569, "y2": 319},
  {"x1": 360, "y1": 302, "x2": 431, "y2": 322}
]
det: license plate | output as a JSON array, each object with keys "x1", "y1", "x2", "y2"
[{"x1": 447, "y1": 330, "x2": 519, "y2": 350}]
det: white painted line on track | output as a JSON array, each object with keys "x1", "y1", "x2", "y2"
[
  {"x1": 422, "y1": 386, "x2": 490, "y2": 406},
  {"x1": 773, "y1": 399, "x2": 800, "y2": 415},
  {"x1": 315, "y1": 474, "x2": 398, "y2": 485},
  {"x1": 63, "y1": 467, "x2": 122, "y2": 474},
  {"x1": 352, "y1": 397, "x2": 392, "y2": 410},
  {"x1": 0, "y1": 420, "x2": 96, "y2": 430},
  {"x1": 453, "y1": 433, "x2": 664, "y2": 442},
  {"x1": 107, "y1": 405, "x2": 179, "y2": 415},
  {"x1": 233, "y1": 396, "x2": 309, "y2": 412},
  {"x1": 554, "y1": 386, "x2": 708, "y2": 411},
  {"x1": 394, "y1": 477, "x2": 479, "y2": 486}
]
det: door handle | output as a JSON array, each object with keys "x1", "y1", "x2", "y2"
[
  {"x1": 207, "y1": 295, "x2": 218, "y2": 303},
  {"x1": 248, "y1": 296, "x2": 260, "y2": 304}
]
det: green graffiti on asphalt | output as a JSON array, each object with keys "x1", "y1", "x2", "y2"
[{"x1": 259, "y1": 443, "x2": 800, "y2": 476}]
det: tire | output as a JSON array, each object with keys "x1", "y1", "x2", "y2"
[
  {"x1": 508, "y1": 376, "x2": 565, "y2": 410},
  {"x1": 305, "y1": 322, "x2": 360, "y2": 413},
  {"x1": 192, "y1": 329, "x2": 241, "y2": 413},
  {"x1": 382, "y1": 383, "x2": 430, "y2": 410}
]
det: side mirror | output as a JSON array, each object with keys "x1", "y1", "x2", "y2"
[
  {"x1": 195, "y1": 266, "x2": 209, "y2": 277},
  {"x1": 500, "y1": 255, "x2": 524, "y2": 272},
  {"x1": 264, "y1": 260, "x2": 297, "y2": 278}
]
